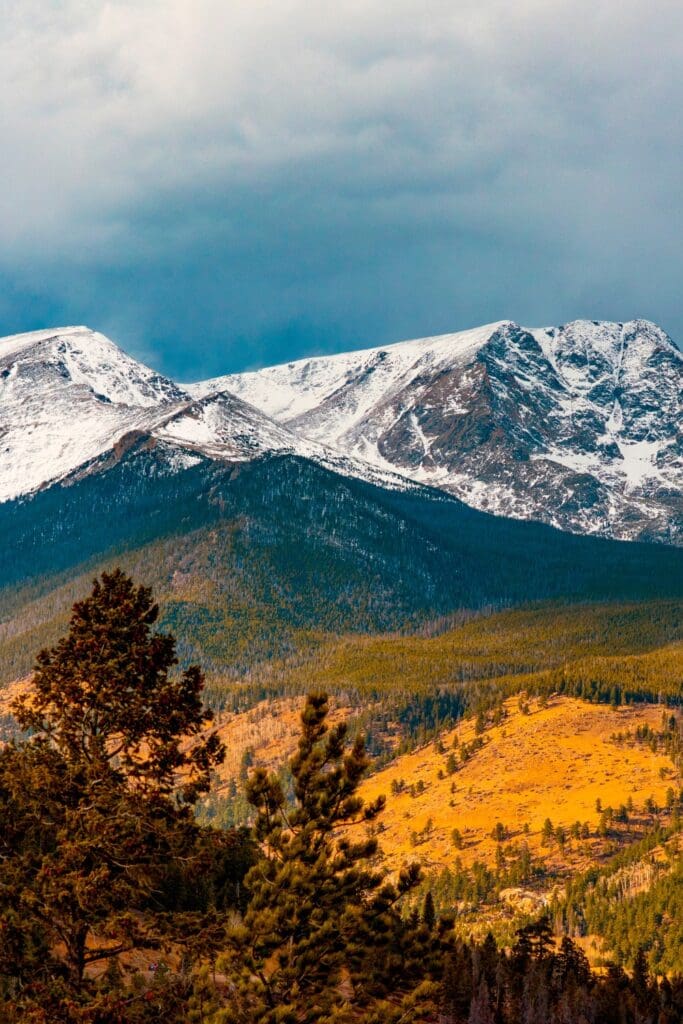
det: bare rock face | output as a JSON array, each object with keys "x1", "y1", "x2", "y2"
[{"x1": 213, "y1": 318, "x2": 683, "y2": 543}]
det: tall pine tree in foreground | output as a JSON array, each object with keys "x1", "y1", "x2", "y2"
[
  {"x1": 0, "y1": 569, "x2": 226, "y2": 1020},
  {"x1": 15, "y1": 568, "x2": 223, "y2": 801},
  {"x1": 213, "y1": 692, "x2": 440, "y2": 1024}
]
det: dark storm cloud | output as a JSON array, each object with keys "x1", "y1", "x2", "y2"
[{"x1": 0, "y1": 0, "x2": 681, "y2": 378}]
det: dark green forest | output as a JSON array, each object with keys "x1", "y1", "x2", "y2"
[{"x1": 3, "y1": 449, "x2": 683, "y2": 686}]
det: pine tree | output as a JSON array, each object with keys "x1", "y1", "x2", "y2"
[
  {"x1": 14, "y1": 568, "x2": 223, "y2": 801},
  {"x1": 632, "y1": 946, "x2": 650, "y2": 1002},
  {"x1": 0, "y1": 570, "x2": 226, "y2": 1012},
  {"x1": 422, "y1": 890, "x2": 436, "y2": 930},
  {"x1": 214, "y1": 692, "x2": 437, "y2": 1023}
]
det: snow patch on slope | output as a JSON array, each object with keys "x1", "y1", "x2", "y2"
[{"x1": 190, "y1": 321, "x2": 510, "y2": 437}]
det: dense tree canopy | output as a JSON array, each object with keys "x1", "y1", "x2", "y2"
[{"x1": 0, "y1": 570, "x2": 228, "y2": 1020}]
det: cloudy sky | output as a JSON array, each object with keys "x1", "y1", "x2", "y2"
[{"x1": 0, "y1": 1, "x2": 681, "y2": 379}]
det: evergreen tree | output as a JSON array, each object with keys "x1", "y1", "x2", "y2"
[
  {"x1": 14, "y1": 568, "x2": 223, "y2": 800},
  {"x1": 214, "y1": 692, "x2": 438, "y2": 1023},
  {"x1": 632, "y1": 945, "x2": 651, "y2": 1010},
  {"x1": 0, "y1": 570, "x2": 226, "y2": 1015},
  {"x1": 422, "y1": 890, "x2": 436, "y2": 930}
]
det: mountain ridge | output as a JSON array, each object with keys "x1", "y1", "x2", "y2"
[
  {"x1": 208, "y1": 317, "x2": 682, "y2": 543},
  {"x1": 1, "y1": 317, "x2": 681, "y2": 543}
]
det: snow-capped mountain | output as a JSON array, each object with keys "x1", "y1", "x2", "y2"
[
  {"x1": 1, "y1": 318, "x2": 681, "y2": 544},
  {"x1": 198, "y1": 319, "x2": 683, "y2": 543},
  {"x1": 0, "y1": 326, "x2": 312, "y2": 502}
]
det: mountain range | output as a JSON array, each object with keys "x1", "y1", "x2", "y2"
[
  {"x1": 1, "y1": 316, "x2": 682, "y2": 685},
  {"x1": 2, "y1": 317, "x2": 683, "y2": 987},
  {"x1": 1, "y1": 318, "x2": 681, "y2": 544}
]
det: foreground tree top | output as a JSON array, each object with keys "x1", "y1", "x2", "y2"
[{"x1": 13, "y1": 568, "x2": 224, "y2": 801}]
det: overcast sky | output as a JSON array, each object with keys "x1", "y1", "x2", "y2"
[{"x1": 0, "y1": 0, "x2": 681, "y2": 379}]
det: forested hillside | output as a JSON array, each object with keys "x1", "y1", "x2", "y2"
[
  {"x1": 2, "y1": 447, "x2": 683, "y2": 685},
  {"x1": 1, "y1": 572, "x2": 682, "y2": 1023},
  {"x1": 2, "y1": 437, "x2": 683, "y2": 1019}
]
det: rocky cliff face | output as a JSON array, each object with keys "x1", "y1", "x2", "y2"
[{"x1": 210, "y1": 319, "x2": 682, "y2": 543}]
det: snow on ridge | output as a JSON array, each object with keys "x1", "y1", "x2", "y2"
[
  {"x1": 152, "y1": 390, "x2": 302, "y2": 461},
  {"x1": 0, "y1": 321, "x2": 346, "y2": 502},
  {"x1": 190, "y1": 318, "x2": 680, "y2": 432},
  {"x1": 187, "y1": 321, "x2": 512, "y2": 418},
  {"x1": 186, "y1": 316, "x2": 682, "y2": 543},
  {"x1": 221, "y1": 322, "x2": 509, "y2": 437},
  {"x1": 0, "y1": 325, "x2": 91, "y2": 360},
  {"x1": 1, "y1": 317, "x2": 681, "y2": 544}
]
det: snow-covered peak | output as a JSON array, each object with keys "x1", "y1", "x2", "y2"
[
  {"x1": 195, "y1": 317, "x2": 682, "y2": 543},
  {"x1": 1, "y1": 317, "x2": 681, "y2": 545},
  {"x1": 0, "y1": 325, "x2": 350, "y2": 503},
  {"x1": 531, "y1": 319, "x2": 681, "y2": 397},
  {"x1": 0, "y1": 326, "x2": 186, "y2": 407},
  {"x1": 0, "y1": 326, "x2": 193, "y2": 502}
]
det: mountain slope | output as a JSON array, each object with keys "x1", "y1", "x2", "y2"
[
  {"x1": 2, "y1": 444, "x2": 683, "y2": 685},
  {"x1": 204, "y1": 319, "x2": 683, "y2": 543},
  {"x1": 0, "y1": 325, "x2": 327, "y2": 501},
  {"x1": 1, "y1": 317, "x2": 681, "y2": 543},
  {"x1": 0, "y1": 324, "x2": 417, "y2": 505},
  {"x1": 0, "y1": 325, "x2": 187, "y2": 501}
]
